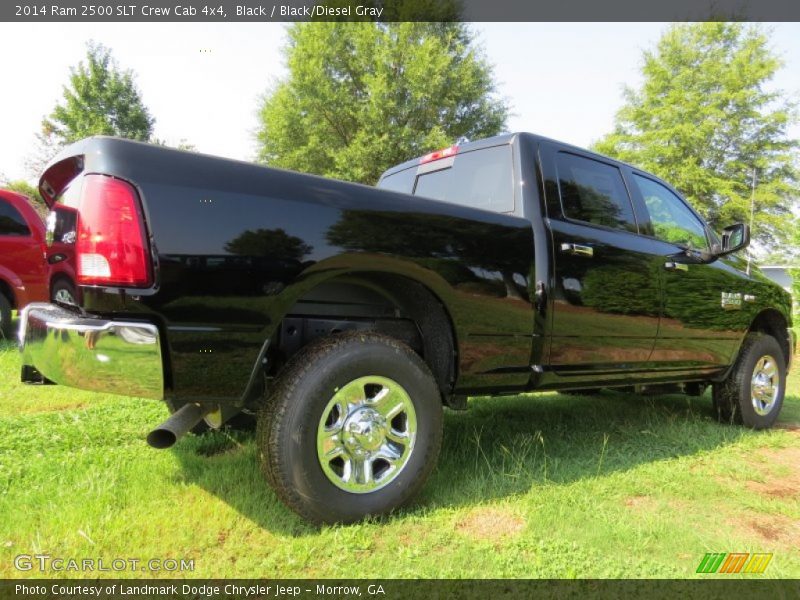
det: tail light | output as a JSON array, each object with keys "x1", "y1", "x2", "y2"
[
  {"x1": 76, "y1": 175, "x2": 152, "y2": 287},
  {"x1": 420, "y1": 145, "x2": 458, "y2": 164}
]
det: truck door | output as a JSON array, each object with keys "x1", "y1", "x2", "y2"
[
  {"x1": 540, "y1": 145, "x2": 660, "y2": 373},
  {"x1": 0, "y1": 196, "x2": 48, "y2": 304},
  {"x1": 627, "y1": 172, "x2": 742, "y2": 367}
]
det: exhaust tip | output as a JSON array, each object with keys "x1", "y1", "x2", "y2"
[
  {"x1": 146, "y1": 403, "x2": 208, "y2": 449},
  {"x1": 147, "y1": 428, "x2": 178, "y2": 449}
]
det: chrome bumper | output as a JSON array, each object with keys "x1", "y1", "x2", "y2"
[{"x1": 19, "y1": 303, "x2": 164, "y2": 400}]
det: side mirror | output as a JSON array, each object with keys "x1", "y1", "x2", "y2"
[{"x1": 719, "y1": 223, "x2": 750, "y2": 256}]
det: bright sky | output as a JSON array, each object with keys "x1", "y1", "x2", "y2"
[{"x1": 0, "y1": 22, "x2": 798, "y2": 183}]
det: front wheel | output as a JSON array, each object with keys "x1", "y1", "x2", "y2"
[
  {"x1": 713, "y1": 333, "x2": 786, "y2": 429},
  {"x1": 257, "y1": 331, "x2": 443, "y2": 524}
]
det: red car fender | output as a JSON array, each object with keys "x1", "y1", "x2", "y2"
[{"x1": 0, "y1": 263, "x2": 31, "y2": 308}]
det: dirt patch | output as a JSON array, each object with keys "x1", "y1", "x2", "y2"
[
  {"x1": 775, "y1": 424, "x2": 800, "y2": 434},
  {"x1": 758, "y1": 445, "x2": 800, "y2": 467},
  {"x1": 746, "y1": 446, "x2": 800, "y2": 496},
  {"x1": 730, "y1": 514, "x2": 800, "y2": 549},
  {"x1": 455, "y1": 507, "x2": 525, "y2": 542},
  {"x1": 624, "y1": 495, "x2": 656, "y2": 511},
  {"x1": 745, "y1": 480, "x2": 798, "y2": 499},
  {"x1": 749, "y1": 520, "x2": 782, "y2": 541}
]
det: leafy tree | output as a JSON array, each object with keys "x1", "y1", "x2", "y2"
[
  {"x1": 29, "y1": 43, "x2": 154, "y2": 175},
  {"x1": 153, "y1": 138, "x2": 197, "y2": 152},
  {"x1": 44, "y1": 42, "x2": 154, "y2": 143},
  {"x1": 593, "y1": 23, "x2": 799, "y2": 249},
  {"x1": 792, "y1": 225, "x2": 800, "y2": 316},
  {"x1": 256, "y1": 21, "x2": 508, "y2": 184}
]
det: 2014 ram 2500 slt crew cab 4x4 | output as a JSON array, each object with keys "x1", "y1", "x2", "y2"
[{"x1": 19, "y1": 134, "x2": 795, "y2": 524}]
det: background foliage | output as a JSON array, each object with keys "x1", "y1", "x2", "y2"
[
  {"x1": 256, "y1": 22, "x2": 509, "y2": 184},
  {"x1": 27, "y1": 43, "x2": 155, "y2": 176},
  {"x1": 593, "y1": 23, "x2": 799, "y2": 249}
]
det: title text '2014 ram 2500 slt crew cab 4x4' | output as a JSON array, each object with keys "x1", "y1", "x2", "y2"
[{"x1": 19, "y1": 134, "x2": 795, "y2": 524}]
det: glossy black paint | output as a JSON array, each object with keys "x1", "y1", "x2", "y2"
[{"x1": 40, "y1": 134, "x2": 794, "y2": 405}]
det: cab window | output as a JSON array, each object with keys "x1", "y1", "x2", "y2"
[
  {"x1": 0, "y1": 199, "x2": 30, "y2": 236},
  {"x1": 412, "y1": 146, "x2": 514, "y2": 213},
  {"x1": 633, "y1": 174, "x2": 708, "y2": 250},
  {"x1": 378, "y1": 167, "x2": 416, "y2": 194},
  {"x1": 556, "y1": 152, "x2": 637, "y2": 233}
]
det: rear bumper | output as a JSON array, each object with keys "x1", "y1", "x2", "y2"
[{"x1": 19, "y1": 303, "x2": 163, "y2": 400}]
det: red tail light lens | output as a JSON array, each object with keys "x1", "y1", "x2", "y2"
[
  {"x1": 420, "y1": 145, "x2": 458, "y2": 164},
  {"x1": 76, "y1": 175, "x2": 152, "y2": 287}
]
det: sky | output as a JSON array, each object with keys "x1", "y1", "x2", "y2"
[{"x1": 0, "y1": 22, "x2": 798, "y2": 183}]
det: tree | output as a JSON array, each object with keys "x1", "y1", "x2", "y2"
[
  {"x1": 593, "y1": 23, "x2": 799, "y2": 249},
  {"x1": 2, "y1": 180, "x2": 47, "y2": 218},
  {"x1": 153, "y1": 138, "x2": 197, "y2": 152},
  {"x1": 30, "y1": 42, "x2": 155, "y2": 174},
  {"x1": 256, "y1": 21, "x2": 508, "y2": 184}
]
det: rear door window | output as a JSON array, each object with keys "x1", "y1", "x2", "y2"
[
  {"x1": 0, "y1": 199, "x2": 31, "y2": 236},
  {"x1": 556, "y1": 152, "x2": 638, "y2": 233},
  {"x1": 412, "y1": 145, "x2": 514, "y2": 213}
]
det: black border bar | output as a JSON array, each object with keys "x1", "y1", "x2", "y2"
[
  {"x1": 4, "y1": 0, "x2": 800, "y2": 22},
  {"x1": 3, "y1": 579, "x2": 800, "y2": 600}
]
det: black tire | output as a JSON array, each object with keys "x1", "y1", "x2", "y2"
[
  {"x1": 0, "y1": 293, "x2": 12, "y2": 340},
  {"x1": 50, "y1": 278, "x2": 77, "y2": 306},
  {"x1": 713, "y1": 333, "x2": 786, "y2": 429},
  {"x1": 257, "y1": 331, "x2": 443, "y2": 525}
]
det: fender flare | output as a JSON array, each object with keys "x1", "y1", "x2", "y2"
[{"x1": 236, "y1": 253, "x2": 461, "y2": 405}]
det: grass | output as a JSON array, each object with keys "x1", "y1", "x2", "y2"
[{"x1": 0, "y1": 321, "x2": 798, "y2": 579}]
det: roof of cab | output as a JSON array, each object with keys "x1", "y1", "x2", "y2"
[{"x1": 379, "y1": 131, "x2": 640, "y2": 180}]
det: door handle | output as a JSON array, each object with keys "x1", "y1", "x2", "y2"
[
  {"x1": 664, "y1": 261, "x2": 689, "y2": 271},
  {"x1": 560, "y1": 243, "x2": 594, "y2": 257}
]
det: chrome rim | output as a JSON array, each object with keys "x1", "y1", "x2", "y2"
[
  {"x1": 751, "y1": 355, "x2": 780, "y2": 416},
  {"x1": 317, "y1": 375, "x2": 417, "y2": 494},
  {"x1": 54, "y1": 288, "x2": 75, "y2": 305}
]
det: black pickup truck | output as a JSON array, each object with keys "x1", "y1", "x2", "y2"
[{"x1": 19, "y1": 134, "x2": 795, "y2": 524}]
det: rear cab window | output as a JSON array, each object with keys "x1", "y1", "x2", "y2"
[{"x1": 378, "y1": 144, "x2": 515, "y2": 214}]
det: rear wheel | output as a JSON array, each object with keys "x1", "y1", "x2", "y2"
[
  {"x1": 257, "y1": 331, "x2": 443, "y2": 524},
  {"x1": 713, "y1": 333, "x2": 786, "y2": 429},
  {"x1": 0, "y1": 293, "x2": 12, "y2": 339}
]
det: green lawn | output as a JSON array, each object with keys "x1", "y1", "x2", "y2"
[{"x1": 0, "y1": 323, "x2": 798, "y2": 579}]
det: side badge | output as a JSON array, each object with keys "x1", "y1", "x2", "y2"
[{"x1": 721, "y1": 292, "x2": 743, "y2": 310}]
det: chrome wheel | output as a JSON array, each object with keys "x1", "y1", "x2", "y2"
[
  {"x1": 53, "y1": 287, "x2": 75, "y2": 305},
  {"x1": 317, "y1": 375, "x2": 417, "y2": 494},
  {"x1": 751, "y1": 355, "x2": 780, "y2": 416}
]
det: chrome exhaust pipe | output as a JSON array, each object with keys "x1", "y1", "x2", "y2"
[{"x1": 147, "y1": 403, "x2": 208, "y2": 449}]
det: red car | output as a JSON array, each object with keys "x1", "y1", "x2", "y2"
[{"x1": 0, "y1": 189, "x2": 76, "y2": 337}]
